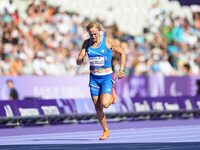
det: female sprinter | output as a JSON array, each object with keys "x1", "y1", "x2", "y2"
[{"x1": 76, "y1": 21, "x2": 126, "y2": 140}]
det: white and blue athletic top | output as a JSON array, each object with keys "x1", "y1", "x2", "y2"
[{"x1": 86, "y1": 35, "x2": 112, "y2": 71}]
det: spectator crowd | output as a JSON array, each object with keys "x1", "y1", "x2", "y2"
[{"x1": 0, "y1": 0, "x2": 199, "y2": 76}]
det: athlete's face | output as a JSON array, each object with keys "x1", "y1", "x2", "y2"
[{"x1": 88, "y1": 27, "x2": 100, "y2": 43}]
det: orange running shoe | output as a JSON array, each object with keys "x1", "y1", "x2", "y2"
[{"x1": 99, "y1": 130, "x2": 110, "y2": 140}]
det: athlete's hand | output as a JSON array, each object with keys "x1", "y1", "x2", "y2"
[
  {"x1": 77, "y1": 55, "x2": 87, "y2": 65},
  {"x1": 116, "y1": 70, "x2": 125, "y2": 79}
]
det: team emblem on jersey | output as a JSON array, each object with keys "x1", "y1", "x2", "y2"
[{"x1": 101, "y1": 49, "x2": 105, "y2": 53}]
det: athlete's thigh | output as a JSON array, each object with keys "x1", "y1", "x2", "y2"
[
  {"x1": 92, "y1": 96, "x2": 98, "y2": 105},
  {"x1": 100, "y1": 93, "x2": 113, "y2": 104},
  {"x1": 100, "y1": 76, "x2": 113, "y2": 96},
  {"x1": 89, "y1": 75, "x2": 100, "y2": 98},
  {"x1": 100, "y1": 76, "x2": 114, "y2": 105}
]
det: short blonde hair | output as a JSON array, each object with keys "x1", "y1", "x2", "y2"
[{"x1": 86, "y1": 21, "x2": 105, "y2": 32}]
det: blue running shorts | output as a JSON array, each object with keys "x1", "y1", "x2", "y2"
[{"x1": 89, "y1": 73, "x2": 114, "y2": 97}]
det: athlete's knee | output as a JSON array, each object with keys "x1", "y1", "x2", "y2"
[
  {"x1": 103, "y1": 104, "x2": 109, "y2": 108},
  {"x1": 101, "y1": 101, "x2": 110, "y2": 108}
]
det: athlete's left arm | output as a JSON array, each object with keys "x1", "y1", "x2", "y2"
[{"x1": 106, "y1": 37, "x2": 126, "y2": 79}]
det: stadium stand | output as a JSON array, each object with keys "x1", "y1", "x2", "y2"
[{"x1": 0, "y1": 0, "x2": 199, "y2": 77}]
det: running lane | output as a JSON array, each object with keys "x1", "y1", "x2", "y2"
[{"x1": 1, "y1": 119, "x2": 200, "y2": 149}]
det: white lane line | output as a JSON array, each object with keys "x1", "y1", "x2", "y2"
[
  {"x1": 172, "y1": 139, "x2": 200, "y2": 142},
  {"x1": 115, "y1": 134, "x2": 200, "y2": 143},
  {"x1": 109, "y1": 130, "x2": 200, "y2": 139}
]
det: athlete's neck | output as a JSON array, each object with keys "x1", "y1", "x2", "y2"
[{"x1": 90, "y1": 35, "x2": 103, "y2": 47}]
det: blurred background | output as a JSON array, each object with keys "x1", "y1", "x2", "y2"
[{"x1": 0, "y1": 0, "x2": 200, "y2": 127}]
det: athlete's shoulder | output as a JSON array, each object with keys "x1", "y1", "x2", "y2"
[
  {"x1": 83, "y1": 38, "x2": 90, "y2": 44},
  {"x1": 105, "y1": 36, "x2": 116, "y2": 49},
  {"x1": 82, "y1": 38, "x2": 90, "y2": 49},
  {"x1": 106, "y1": 36, "x2": 117, "y2": 43}
]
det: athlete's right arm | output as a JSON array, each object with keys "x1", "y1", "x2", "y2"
[{"x1": 76, "y1": 40, "x2": 88, "y2": 65}]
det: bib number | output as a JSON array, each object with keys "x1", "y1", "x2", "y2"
[{"x1": 89, "y1": 57, "x2": 104, "y2": 67}]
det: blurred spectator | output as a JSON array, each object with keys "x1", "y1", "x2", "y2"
[
  {"x1": 33, "y1": 51, "x2": 47, "y2": 75},
  {"x1": 1, "y1": 55, "x2": 11, "y2": 75},
  {"x1": 20, "y1": 52, "x2": 33, "y2": 75},
  {"x1": 159, "y1": 54, "x2": 175, "y2": 76},
  {"x1": 183, "y1": 63, "x2": 192, "y2": 75},
  {"x1": 10, "y1": 54, "x2": 24, "y2": 76},
  {"x1": 45, "y1": 55, "x2": 58, "y2": 76},
  {"x1": 3, "y1": 0, "x2": 16, "y2": 15},
  {"x1": 64, "y1": 49, "x2": 78, "y2": 75},
  {"x1": 135, "y1": 55, "x2": 149, "y2": 75},
  {"x1": 172, "y1": 16, "x2": 184, "y2": 43},
  {"x1": 6, "y1": 79, "x2": 18, "y2": 100},
  {"x1": 151, "y1": 54, "x2": 161, "y2": 75}
]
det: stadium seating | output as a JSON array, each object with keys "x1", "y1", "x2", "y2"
[{"x1": 11, "y1": 0, "x2": 192, "y2": 35}]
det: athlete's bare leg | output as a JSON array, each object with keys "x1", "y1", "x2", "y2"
[
  {"x1": 100, "y1": 94, "x2": 113, "y2": 108},
  {"x1": 92, "y1": 92, "x2": 116, "y2": 140},
  {"x1": 92, "y1": 96, "x2": 109, "y2": 132}
]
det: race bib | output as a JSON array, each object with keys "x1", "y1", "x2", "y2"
[{"x1": 89, "y1": 57, "x2": 104, "y2": 67}]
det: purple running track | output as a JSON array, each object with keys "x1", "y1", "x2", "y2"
[{"x1": 1, "y1": 119, "x2": 200, "y2": 145}]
